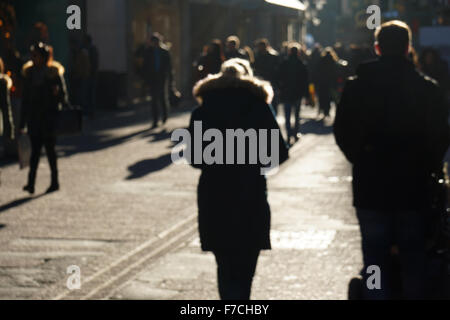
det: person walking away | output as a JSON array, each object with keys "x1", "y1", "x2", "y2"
[
  {"x1": 253, "y1": 39, "x2": 281, "y2": 115},
  {"x1": 278, "y1": 43, "x2": 309, "y2": 145},
  {"x1": 20, "y1": 42, "x2": 69, "y2": 194},
  {"x1": 189, "y1": 58, "x2": 289, "y2": 300},
  {"x1": 194, "y1": 39, "x2": 225, "y2": 81},
  {"x1": 316, "y1": 47, "x2": 339, "y2": 118},
  {"x1": 143, "y1": 33, "x2": 173, "y2": 129},
  {"x1": 83, "y1": 35, "x2": 99, "y2": 117},
  {"x1": 307, "y1": 44, "x2": 322, "y2": 109},
  {"x1": 70, "y1": 40, "x2": 90, "y2": 116},
  {"x1": 224, "y1": 36, "x2": 249, "y2": 61},
  {"x1": 0, "y1": 57, "x2": 14, "y2": 158},
  {"x1": 334, "y1": 21, "x2": 450, "y2": 300}
]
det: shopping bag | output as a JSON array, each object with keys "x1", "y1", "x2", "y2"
[
  {"x1": 55, "y1": 107, "x2": 83, "y2": 137},
  {"x1": 17, "y1": 134, "x2": 31, "y2": 170}
]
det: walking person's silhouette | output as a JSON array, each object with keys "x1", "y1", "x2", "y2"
[
  {"x1": 189, "y1": 58, "x2": 289, "y2": 300},
  {"x1": 20, "y1": 43, "x2": 68, "y2": 194},
  {"x1": 334, "y1": 21, "x2": 450, "y2": 299}
]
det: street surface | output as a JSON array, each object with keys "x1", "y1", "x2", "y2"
[{"x1": 0, "y1": 103, "x2": 362, "y2": 300}]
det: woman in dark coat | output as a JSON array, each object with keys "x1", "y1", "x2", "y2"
[
  {"x1": 20, "y1": 42, "x2": 68, "y2": 194},
  {"x1": 189, "y1": 58, "x2": 289, "y2": 300}
]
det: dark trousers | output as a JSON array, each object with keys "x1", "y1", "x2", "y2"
[
  {"x1": 72, "y1": 79, "x2": 89, "y2": 115},
  {"x1": 150, "y1": 84, "x2": 168, "y2": 126},
  {"x1": 356, "y1": 208, "x2": 427, "y2": 300},
  {"x1": 212, "y1": 250, "x2": 260, "y2": 300},
  {"x1": 28, "y1": 134, "x2": 58, "y2": 187},
  {"x1": 283, "y1": 98, "x2": 302, "y2": 140},
  {"x1": 317, "y1": 88, "x2": 332, "y2": 117}
]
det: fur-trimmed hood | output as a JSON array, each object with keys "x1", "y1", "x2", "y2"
[
  {"x1": 22, "y1": 60, "x2": 65, "y2": 78},
  {"x1": 193, "y1": 73, "x2": 274, "y2": 105}
]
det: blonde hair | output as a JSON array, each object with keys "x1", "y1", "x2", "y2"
[
  {"x1": 221, "y1": 58, "x2": 254, "y2": 78},
  {"x1": 226, "y1": 35, "x2": 241, "y2": 49}
]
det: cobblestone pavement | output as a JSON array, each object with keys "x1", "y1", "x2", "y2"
[{"x1": 0, "y1": 104, "x2": 362, "y2": 300}]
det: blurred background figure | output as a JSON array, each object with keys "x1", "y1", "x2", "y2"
[
  {"x1": 278, "y1": 42, "x2": 309, "y2": 145},
  {"x1": 143, "y1": 32, "x2": 173, "y2": 129},
  {"x1": 189, "y1": 58, "x2": 288, "y2": 300},
  {"x1": 253, "y1": 38, "x2": 280, "y2": 114},
  {"x1": 83, "y1": 34, "x2": 99, "y2": 117},
  {"x1": 194, "y1": 39, "x2": 225, "y2": 81},
  {"x1": 69, "y1": 36, "x2": 90, "y2": 116},
  {"x1": 242, "y1": 46, "x2": 255, "y2": 65},
  {"x1": 419, "y1": 47, "x2": 450, "y2": 95},
  {"x1": 316, "y1": 47, "x2": 339, "y2": 119},
  {"x1": 0, "y1": 57, "x2": 14, "y2": 158},
  {"x1": 20, "y1": 42, "x2": 68, "y2": 194},
  {"x1": 308, "y1": 43, "x2": 323, "y2": 108},
  {"x1": 224, "y1": 35, "x2": 248, "y2": 61}
]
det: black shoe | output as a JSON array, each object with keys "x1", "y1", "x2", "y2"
[
  {"x1": 46, "y1": 184, "x2": 59, "y2": 194},
  {"x1": 23, "y1": 185, "x2": 35, "y2": 195},
  {"x1": 151, "y1": 123, "x2": 158, "y2": 130}
]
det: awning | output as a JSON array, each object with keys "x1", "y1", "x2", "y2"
[{"x1": 265, "y1": 0, "x2": 306, "y2": 11}]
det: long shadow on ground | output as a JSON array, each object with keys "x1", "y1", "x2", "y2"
[{"x1": 126, "y1": 153, "x2": 173, "y2": 180}]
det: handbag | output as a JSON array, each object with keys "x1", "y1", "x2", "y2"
[
  {"x1": 55, "y1": 106, "x2": 83, "y2": 137},
  {"x1": 17, "y1": 134, "x2": 31, "y2": 170}
]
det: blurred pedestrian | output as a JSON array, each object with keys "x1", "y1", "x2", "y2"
[
  {"x1": 316, "y1": 47, "x2": 339, "y2": 118},
  {"x1": 143, "y1": 33, "x2": 173, "y2": 129},
  {"x1": 83, "y1": 34, "x2": 99, "y2": 117},
  {"x1": 308, "y1": 44, "x2": 323, "y2": 108},
  {"x1": 0, "y1": 57, "x2": 14, "y2": 157},
  {"x1": 20, "y1": 42, "x2": 69, "y2": 194},
  {"x1": 190, "y1": 58, "x2": 289, "y2": 300},
  {"x1": 69, "y1": 37, "x2": 90, "y2": 116},
  {"x1": 253, "y1": 39, "x2": 281, "y2": 114},
  {"x1": 278, "y1": 43, "x2": 309, "y2": 145},
  {"x1": 334, "y1": 20, "x2": 450, "y2": 299},
  {"x1": 419, "y1": 48, "x2": 450, "y2": 93},
  {"x1": 194, "y1": 39, "x2": 225, "y2": 81},
  {"x1": 224, "y1": 35, "x2": 248, "y2": 61}
]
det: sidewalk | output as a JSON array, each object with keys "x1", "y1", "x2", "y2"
[{"x1": 108, "y1": 116, "x2": 363, "y2": 300}]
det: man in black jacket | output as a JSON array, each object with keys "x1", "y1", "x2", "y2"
[
  {"x1": 143, "y1": 33, "x2": 172, "y2": 129},
  {"x1": 278, "y1": 43, "x2": 309, "y2": 145},
  {"x1": 334, "y1": 21, "x2": 450, "y2": 299}
]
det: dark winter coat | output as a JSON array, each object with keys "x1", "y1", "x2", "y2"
[
  {"x1": 195, "y1": 54, "x2": 223, "y2": 81},
  {"x1": 20, "y1": 61, "x2": 68, "y2": 138},
  {"x1": 315, "y1": 55, "x2": 338, "y2": 94},
  {"x1": 143, "y1": 45, "x2": 172, "y2": 88},
  {"x1": 278, "y1": 55, "x2": 309, "y2": 103},
  {"x1": 225, "y1": 48, "x2": 248, "y2": 61},
  {"x1": 189, "y1": 74, "x2": 289, "y2": 251},
  {"x1": 334, "y1": 56, "x2": 450, "y2": 211},
  {"x1": 253, "y1": 51, "x2": 280, "y2": 87}
]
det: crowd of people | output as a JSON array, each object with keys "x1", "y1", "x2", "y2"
[
  {"x1": 1, "y1": 18, "x2": 450, "y2": 301},
  {"x1": 187, "y1": 22, "x2": 450, "y2": 300}
]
